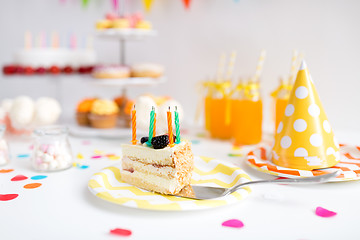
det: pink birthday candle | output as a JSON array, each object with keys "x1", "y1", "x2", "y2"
[
  {"x1": 70, "y1": 34, "x2": 77, "y2": 49},
  {"x1": 40, "y1": 31, "x2": 46, "y2": 48}
]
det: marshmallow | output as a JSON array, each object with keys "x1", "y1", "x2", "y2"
[{"x1": 32, "y1": 143, "x2": 72, "y2": 171}]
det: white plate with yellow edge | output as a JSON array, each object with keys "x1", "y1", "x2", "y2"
[{"x1": 88, "y1": 156, "x2": 252, "y2": 211}]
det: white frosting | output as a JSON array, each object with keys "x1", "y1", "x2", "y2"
[
  {"x1": 14, "y1": 48, "x2": 97, "y2": 68},
  {"x1": 131, "y1": 63, "x2": 164, "y2": 73},
  {"x1": 122, "y1": 156, "x2": 175, "y2": 178},
  {"x1": 121, "y1": 141, "x2": 187, "y2": 166}
]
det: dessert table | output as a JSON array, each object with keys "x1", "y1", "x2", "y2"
[{"x1": 1, "y1": 130, "x2": 359, "y2": 240}]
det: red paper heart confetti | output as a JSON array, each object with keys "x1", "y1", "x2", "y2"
[
  {"x1": 91, "y1": 155, "x2": 102, "y2": 159},
  {"x1": 222, "y1": 219, "x2": 244, "y2": 228},
  {"x1": 110, "y1": 228, "x2": 132, "y2": 237},
  {"x1": 24, "y1": 183, "x2": 42, "y2": 189},
  {"x1": 0, "y1": 194, "x2": 19, "y2": 201},
  {"x1": 11, "y1": 175, "x2": 28, "y2": 181},
  {"x1": 315, "y1": 207, "x2": 337, "y2": 218},
  {"x1": 0, "y1": 169, "x2": 14, "y2": 173},
  {"x1": 275, "y1": 177, "x2": 289, "y2": 180}
]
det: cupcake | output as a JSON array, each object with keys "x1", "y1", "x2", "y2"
[
  {"x1": 114, "y1": 93, "x2": 134, "y2": 128},
  {"x1": 89, "y1": 99, "x2": 118, "y2": 128},
  {"x1": 76, "y1": 98, "x2": 96, "y2": 126}
]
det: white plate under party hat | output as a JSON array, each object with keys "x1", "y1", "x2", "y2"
[
  {"x1": 88, "y1": 156, "x2": 252, "y2": 211},
  {"x1": 246, "y1": 144, "x2": 360, "y2": 182}
]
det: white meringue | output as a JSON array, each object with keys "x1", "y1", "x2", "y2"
[
  {"x1": 33, "y1": 97, "x2": 62, "y2": 125},
  {"x1": 9, "y1": 96, "x2": 34, "y2": 130}
]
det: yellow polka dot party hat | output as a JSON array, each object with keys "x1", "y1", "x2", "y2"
[{"x1": 272, "y1": 60, "x2": 340, "y2": 170}]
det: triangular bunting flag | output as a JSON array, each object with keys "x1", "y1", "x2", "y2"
[
  {"x1": 182, "y1": 0, "x2": 192, "y2": 10},
  {"x1": 142, "y1": 0, "x2": 154, "y2": 12}
]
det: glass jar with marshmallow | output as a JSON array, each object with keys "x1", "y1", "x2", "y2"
[
  {"x1": 0, "y1": 125, "x2": 10, "y2": 166},
  {"x1": 31, "y1": 126, "x2": 73, "y2": 172}
]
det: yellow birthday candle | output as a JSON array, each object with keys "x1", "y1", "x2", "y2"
[{"x1": 272, "y1": 60, "x2": 340, "y2": 170}]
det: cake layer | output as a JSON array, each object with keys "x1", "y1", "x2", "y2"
[
  {"x1": 122, "y1": 156, "x2": 175, "y2": 179},
  {"x1": 122, "y1": 141, "x2": 189, "y2": 166},
  {"x1": 120, "y1": 170, "x2": 186, "y2": 194}
]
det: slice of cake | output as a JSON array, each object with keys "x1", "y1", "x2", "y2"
[{"x1": 121, "y1": 135, "x2": 194, "y2": 195}]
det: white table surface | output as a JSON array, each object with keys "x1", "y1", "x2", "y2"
[{"x1": 1, "y1": 130, "x2": 360, "y2": 240}]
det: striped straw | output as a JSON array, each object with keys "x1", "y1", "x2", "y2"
[
  {"x1": 225, "y1": 50, "x2": 237, "y2": 81},
  {"x1": 288, "y1": 49, "x2": 298, "y2": 83},
  {"x1": 253, "y1": 49, "x2": 267, "y2": 82},
  {"x1": 216, "y1": 52, "x2": 226, "y2": 82}
]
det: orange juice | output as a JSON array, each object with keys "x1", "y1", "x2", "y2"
[
  {"x1": 275, "y1": 98, "x2": 289, "y2": 132},
  {"x1": 231, "y1": 99, "x2": 262, "y2": 145},
  {"x1": 208, "y1": 97, "x2": 231, "y2": 139},
  {"x1": 204, "y1": 96, "x2": 212, "y2": 131}
]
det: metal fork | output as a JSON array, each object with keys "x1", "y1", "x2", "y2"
[{"x1": 174, "y1": 171, "x2": 340, "y2": 200}]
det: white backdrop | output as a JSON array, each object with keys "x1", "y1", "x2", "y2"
[{"x1": 0, "y1": 0, "x2": 359, "y2": 134}]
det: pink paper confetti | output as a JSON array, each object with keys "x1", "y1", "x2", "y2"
[
  {"x1": 0, "y1": 194, "x2": 19, "y2": 201},
  {"x1": 82, "y1": 140, "x2": 91, "y2": 145},
  {"x1": 91, "y1": 155, "x2": 102, "y2": 159},
  {"x1": 110, "y1": 228, "x2": 132, "y2": 237},
  {"x1": 222, "y1": 219, "x2": 244, "y2": 229},
  {"x1": 315, "y1": 207, "x2": 337, "y2": 218},
  {"x1": 11, "y1": 175, "x2": 28, "y2": 181}
]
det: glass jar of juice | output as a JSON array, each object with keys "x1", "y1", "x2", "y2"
[
  {"x1": 231, "y1": 81, "x2": 263, "y2": 145},
  {"x1": 203, "y1": 81, "x2": 214, "y2": 131},
  {"x1": 272, "y1": 79, "x2": 292, "y2": 133},
  {"x1": 208, "y1": 81, "x2": 232, "y2": 139}
]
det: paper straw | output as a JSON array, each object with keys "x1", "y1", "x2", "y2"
[
  {"x1": 216, "y1": 52, "x2": 226, "y2": 82},
  {"x1": 288, "y1": 50, "x2": 298, "y2": 83},
  {"x1": 253, "y1": 49, "x2": 266, "y2": 82},
  {"x1": 225, "y1": 50, "x2": 237, "y2": 81}
]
